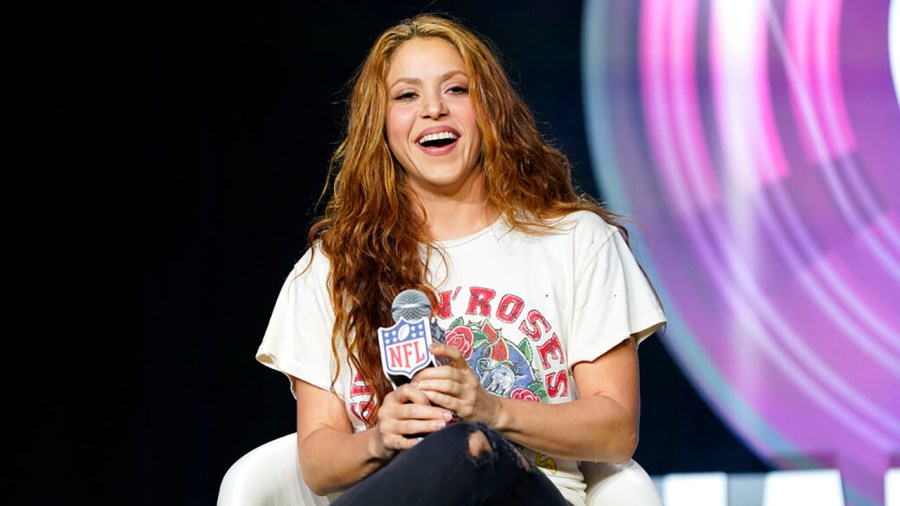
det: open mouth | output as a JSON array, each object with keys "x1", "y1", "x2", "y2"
[{"x1": 417, "y1": 131, "x2": 459, "y2": 148}]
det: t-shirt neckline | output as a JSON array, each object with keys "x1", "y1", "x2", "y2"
[{"x1": 434, "y1": 215, "x2": 507, "y2": 248}]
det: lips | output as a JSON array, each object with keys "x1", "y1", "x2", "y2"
[{"x1": 415, "y1": 126, "x2": 461, "y2": 153}]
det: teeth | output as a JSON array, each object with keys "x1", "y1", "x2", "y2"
[{"x1": 418, "y1": 131, "x2": 459, "y2": 145}]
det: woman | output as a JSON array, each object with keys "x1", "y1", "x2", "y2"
[{"x1": 257, "y1": 13, "x2": 665, "y2": 506}]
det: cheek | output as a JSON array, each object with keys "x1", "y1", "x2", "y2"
[
  {"x1": 464, "y1": 122, "x2": 482, "y2": 155},
  {"x1": 457, "y1": 107, "x2": 481, "y2": 148},
  {"x1": 467, "y1": 126, "x2": 482, "y2": 152},
  {"x1": 385, "y1": 109, "x2": 410, "y2": 152}
]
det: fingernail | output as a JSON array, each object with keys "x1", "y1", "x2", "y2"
[
  {"x1": 443, "y1": 411, "x2": 453, "y2": 421},
  {"x1": 434, "y1": 421, "x2": 446, "y2": 430}
]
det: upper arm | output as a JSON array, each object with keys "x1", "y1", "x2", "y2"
[
  {"x1": 571, "y1": 336, "x2": 640, "y2": 424},
  {"x1": 292, "y1": 376, "x2": 353, "y2": 445}
]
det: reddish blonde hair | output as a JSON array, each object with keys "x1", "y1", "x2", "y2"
[{"x1": 307, "y1": 13, "x2": 631, "y2": 425}]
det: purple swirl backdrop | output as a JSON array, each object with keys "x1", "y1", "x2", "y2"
[{"x1": 581, "y1": 1, "x2": 900, "y2": 505}]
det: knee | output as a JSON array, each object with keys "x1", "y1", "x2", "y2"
[
  {"x1": 437, "y1": 422, "x2": 496, "y2": 462},
  {"x1": 467, "y1": 430, "x2": 492, "y2": 459},
  {"x1": 434, "y1": 422, "x2": 537, "y2": 468},
  {"x1": 466, "y1": 425, "x2": 530, "y2": 470},
  {"x1": 462, "y1": 425, "x2": 532, "y2": 471}
]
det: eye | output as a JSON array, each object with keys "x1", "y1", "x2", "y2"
[
  {"x1": 394, "y1": 91, "x2": 418, "y2": 102},
  {"x1": 447, "y1": 85, "x2": 469, "y2": 95}
]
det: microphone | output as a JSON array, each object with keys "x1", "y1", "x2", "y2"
[
  {"x1": 381, "y1": 289, "x2": 460, "y2": 431},
  {"x1": 390, "y1": 288, "x2": 432, "y2": 322},
  {"x1": 378, "y1": 289, "x2": 450, "y2": 389}
]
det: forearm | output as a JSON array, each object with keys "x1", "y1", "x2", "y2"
[
  {"x1": 418, "y1": 339, "x2": 641, "y2": 463},
  {"x1": 491, "y1": 394, "x2": 637, "y2": 463},
  {"x1": 298, "y1": 426, "x2": 389, "y2": 496}
]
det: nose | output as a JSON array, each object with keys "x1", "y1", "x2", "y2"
[{"x1": 419, "y1": 91, "x2": 448, "y2": 119}]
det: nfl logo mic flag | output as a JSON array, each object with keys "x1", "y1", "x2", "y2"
[{"x1": 378, "y1": 317, "x2": 441, "y2": 388}]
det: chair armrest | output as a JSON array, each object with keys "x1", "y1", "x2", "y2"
[
  {"x1": 581, "y1": 459, "x2": 663, "y2": 506},
  {"x1": 217, "y1": 432, "x2": 332, "y2": 506}
]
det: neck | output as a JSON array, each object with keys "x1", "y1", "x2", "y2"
[
  {"x1": 408, "y1": 168, "x2": 500, "y2": 240},
  {"x1": 421, "y1": 197, "x2": 498, "y2": 241}
]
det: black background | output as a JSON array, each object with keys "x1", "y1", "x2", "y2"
[{"x1": 19, "y1": 0, "x2": 770, "y2": 503}]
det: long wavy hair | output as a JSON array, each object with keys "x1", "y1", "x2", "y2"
[{"x1": 307, "y1": 13, "x2": 640, "y2": 426}]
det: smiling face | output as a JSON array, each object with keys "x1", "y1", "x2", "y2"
[{"x1": 385, "y1": 37, "x2": 483, "y2": 201}]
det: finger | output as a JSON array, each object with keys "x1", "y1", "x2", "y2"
[
  {"x1": 412, "y1": 365, "x2": 456, "y2": 382},
  {"x1": 429, "y1": 342, "x2": 466, "y2": 367},
  {"x1": 414, "y1": 378, "x2": 462, "y2": 397},
  {"x1": 399, "y1": 418, "x2": 448, "y2": 435},
  {"x1": 391, "y1": 383, "x2": 431, "y2": 405},
  {"x1": 384, "y1": 433, "x2": 419, "y2": 452},
  {"x1": 382, "y1": 416, "x2": 447, "y2": 441},
  {"x1": 421, "y1": 389, "x2": 460, "y2": 412},
  {"x1": 396, "y1": 402, "x2": 453, "y2": 421}
]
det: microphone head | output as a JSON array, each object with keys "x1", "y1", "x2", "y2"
[{"x1": 391, "y1": 289, "x2": 432, "y2": 322}]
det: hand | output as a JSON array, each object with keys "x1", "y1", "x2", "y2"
[
  {"x1": 371, "y1": 383, "x2": 454, "y2": 458},
  {"x1": 413, "y1": 342, "x2": 502, "y2": 425}
]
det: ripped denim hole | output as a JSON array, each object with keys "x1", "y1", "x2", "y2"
[
  {"x1": 467, "y1": 431, "x2": 492, "y2": 459},
  {"x1": 462, "y1": 422, "x2": 537, "y2": 473},
  {"x1": 462, "y1": 423, "x2": 500, "y2": 468},
  {"x1": 509, "y1": 445, "x2": 534, "y2": 472}
]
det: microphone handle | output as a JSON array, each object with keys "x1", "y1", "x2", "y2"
[{"x1": 389, "y1": 374, "x2": 412, "y2": 387}]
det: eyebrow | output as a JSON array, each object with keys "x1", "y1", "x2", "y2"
[{"x1": 388, "y1": 70, "x2": 468, "y2": 89}]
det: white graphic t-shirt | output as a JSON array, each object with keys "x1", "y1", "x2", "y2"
[{"x1": 257, "y1": 211, "x2": 666, "y2": 506}]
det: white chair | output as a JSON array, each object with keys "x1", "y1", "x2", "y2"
[
  {"x1": 660, "y1": 472, "x2": 728, "y2": 506},
  {"x1": 887, "y1": 468, "x2": 899, "y2": 506},
  {"x1": 760, "y1": 469, "x2": 845, "y2": 506},
  {"x1": 218, "y1": 432, "x2": 663, "y2": 506}
]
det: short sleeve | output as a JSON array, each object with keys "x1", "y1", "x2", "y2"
[
  {"x1": 567, "y1": 215, "x2": 666, "y2": 366},
  {"x1": 256, "y1": 247, "x2": 338, "y2": 398}
]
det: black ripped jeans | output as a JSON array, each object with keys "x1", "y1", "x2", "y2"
[{"x1": 330, "y1": 422, "x2": 571, "y2": 506}]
